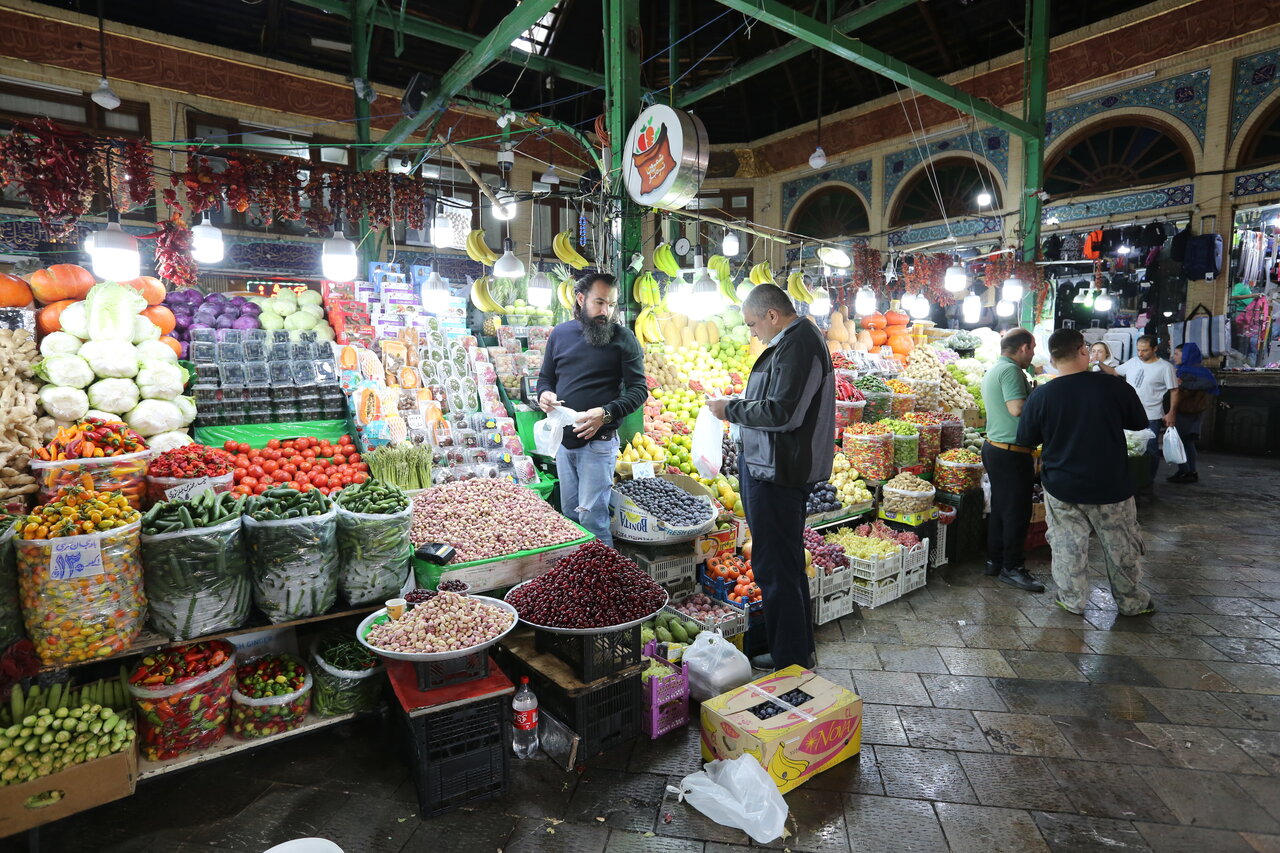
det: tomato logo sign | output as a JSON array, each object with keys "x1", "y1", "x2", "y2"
[{"x1": 623, "y1": 105, "x2": 708, "y2": 210}]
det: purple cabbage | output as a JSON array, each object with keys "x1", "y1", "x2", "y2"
[
  {"x1": 215, "y1": 315, "x2": 235, "y2": 330},
  {"x1": 229, "y1": 296, "x2": 248, "y2": 308},
  {"x1": 232, "y1": 316, "x2": 260, "y2": 330},
  {"x1": 240, "y1": 303, "x2": 262, "y2": 318}
]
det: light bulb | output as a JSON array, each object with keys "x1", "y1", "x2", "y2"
[
  {"x1": 430, "y1": 205, "x2": 453, "y2": 247},
  {"x1": 688, "y1": 251, "x2": 720, "y2": 320},
  {"x1": 1001, "y1": 277, "x2": 1023, "y2": 302},
  {"x1": 722, "y1": 231, "x2": 740, "y2": 257},
  {"x1": 539, "y1": 165, "x2": 559, "y2": 186},
  {"x1": 422, "y1": 270, "x2": 450, "y2": 313},
  {"x1": 88, "y1": 214, "x2": 139, "y2": 281},
  {"x1": 190, "y1": 216, "x2": 224, "y2": 265},
  {"x1": 810, "y1": 288, "x2": 831, "y2": 317},
  {"x1": 808, "y1": 146, "x2": 827, "y2": 170},
  {"x1": 527, "y1": 270, "x2": 553, "y2": 308},
  {"x1": 976, "y1": 190, "x2": 993, "y2": 207},
  {"x1": 854, "y1": 286, "x2": 876, "y2": 316},
  {"x1": 1117, "y1": 244, "x2": 1132, "y2": 256},
  {"x1": 909, "y1": 293, "x2": 931, "y2": 319},
  {"x1": 1083, "y1": 290, "x2": 1095, "y2": 308},
  {"x1": 1073, "y1": 288, "x2": 1088, "y2": 304},
  {"x1": 962, "y1": 291, "x2": 981, "y2": 323},
  {"x1": 321, "y1": 229, "x2": 358, "y2": 282},
  {"x1": 491, "y1": 188, "x2": 516, "y2": 221},
  {"x1": 996, "y1": 299, "x2": 1014, "y2": 317},
  {"x1": 493, "y1": 238, "x2": 525, "y2": 278},
  {"x1": 91, "y1": 78, "x2": 120, "y2": 111},
  {"x1": 944, "y1": 262, "x2": 968, "y2": 293},
  {"x1": 1094, "y1": 292, "x2": 1113, "y2": 312}
]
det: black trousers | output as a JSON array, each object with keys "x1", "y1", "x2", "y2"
[
  {"x1": 981, "y1": 442, "x2": 1034, "y2": 571},
  {"x1": 739, "y1": 465, "x2": 814, "y2": 668}
]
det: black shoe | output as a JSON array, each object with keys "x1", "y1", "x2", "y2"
[
  {"x1": 984, "y1": 560, "x2": 1001, "y2": 577},
  {"x1": 750, "y1": 653, "x2": 774, "y2": 671},
  {"x1": 999, "y1": 567, "x2": 1045, "y2": 593},
  {"x1": 1166, "y1": 472, "x2": 1189, "y2": 483},
  {"x1": 1183, "y1": 472, "x2": 1198, "y2": 483}
]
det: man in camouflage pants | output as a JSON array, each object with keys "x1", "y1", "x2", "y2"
[{"x1": 1017, "y1": 329, "x2": 1154, "y2": 616}]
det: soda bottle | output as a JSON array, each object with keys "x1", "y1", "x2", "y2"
[{"x1": 511, "y1": 676, "x2": 539, "y2": 759}]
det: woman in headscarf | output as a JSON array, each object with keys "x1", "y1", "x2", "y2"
[{"x1": 1167, "y1": 342, "x2": 1219, "y2": 483}]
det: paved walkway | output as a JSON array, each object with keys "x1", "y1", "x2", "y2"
[{"x1": 12, "y1": 452, "x2": 1280, "y2": 853}]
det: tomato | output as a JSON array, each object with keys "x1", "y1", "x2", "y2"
[
  {"x1": 234, "y1": 454, "x2": 249, "y2": 468},
  {"x1": 267, "y1": 439, "x2": 281, "y2": 450},
  {"x1": 299, "y1": 460, "x2": 314, "y2": 473},
  {"x1": 332, "y1": 454, "x2": 346, "y2": 465},
  {"x1": 282, "y1": 463, "x2": 298, "y2": 476},
  {"x1": 233, "y1": 484, "x2": 251, "y2": 496},
  {"x1": 239, "y1": 476, "x2": 258, "y2": 489},
  {"x1": 298, "y1": 482, "x2": 313, "y2": 492},
  {"x1": 339, "y1": 434, "x2": 351, "y2": 444},
  {"x1": 351, "y1": 472, "x2": 368, "y2": 484},
  {"x1": 233, "y1": 467, "x2": 247, "y2": 480},
  {"x1": 224, "y1": 440, "x2": 238, "y2": 452},
  {"x1": 237, "y1": 442, "x2": 251, "y2": 455},
  {"x1": 307, "y1": 473, "x2": 326, "y2": 487},
  {"x1": 262, "y1": 459, "x2": 279, "y2": 474},
  {"x1": 338, "y1": 445, "x2": 356, "y2": 457},
  {"x1": 283, "y1": 439, "x2": 295, "y2": 449},
  {"x1": 246, "y1": 465, "x2": 265, "y2": 479},
  {"x1": 297, "y1": 448, "x2": 312, "y2": 460},
  {"x1": 253, "y1": 483, "x2": 268, "y2": 494},
  {"x1": 314, "y1": 458, "x2": 329, "y2": 469},
  {"x1": 285, "y1": 480, "x2": 301, "y2": 490},
  {"x1": 353, "y1": 462, "x2": 368, "y2": 473}
]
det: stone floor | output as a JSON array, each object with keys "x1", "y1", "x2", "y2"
[{"x1": 7, "y1": 451, "x2": 1280, "y2": 853}]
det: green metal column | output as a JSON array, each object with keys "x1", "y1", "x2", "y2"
[
  {"x1": 606, "y1": 0, "x2": 643, "y2": 323},
  {"x1": 1020, "y1": 0, "x2": 1050, "y2": 325}
]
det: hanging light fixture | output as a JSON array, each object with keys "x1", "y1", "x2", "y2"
[
  {"x1": 810, "y1": 287, "x2": 832, "y2": 317},
  {"x1": 688, "y1": 250, "x2": 720, "y2": 320},
  {"x1": 422, "y1": 269, "x2": 450, "y2": 314},
  {"x1": 493, "y1": 237, "x2": 525, "y2": 278},
  {"x1": 1001, "y1": 276, "x2": 1024, "y2": 303},
  {"x1": 321, "y1": 223, "x2": 358, "y2": 282},
  {"x1": 1094, "y1": 291, "x2": 1113, "y2": 312},
  {"x1": 491, "y1": 180, "x2": 516, "y2": 221},
  {"x1": 975, "y1": 190, "x2": 993, "y2": 207},
  {"x1": 944, "y1": 259, "x2": 968, "y2": 293},
  {"x1": 429, "y1": 202, "x2": 453, "y2": 248},
  {"x1": 88, "y1": 210, "x2": 139, "y2": 281},
  {"x1": 190, "y1": 214, "x2": 224, "y2": 265},
  {"x1": 722, "y1": 229, "x2": 740, "y2": 257},
  {"x1": 1072, "y1": 287, "x2": 1088, "y2": 304},
  {"x1": 908, "y1": 292, "x2": 931, "y2": 319},
  {"x1": 962, "y1": 291, "x2": 981, "y2": 323},
  {"x1": 1082, "y1": 290, "x2": 1096, "y2": 308},
  {"x1": 809, "y1": 30, "x2": 829, "y2": 171},
  {"x1": 90, "y1": 4, "x2": 120, "y2": 111},
  {"x1": 809, "y1": 147, "x2": 827, "y2": 170},
  {"x1": 996, "y1": 299, "x2": 1015, "y2": 317},
  {"x1": 1116, "y1": 243, "x2": 1132, "y2": 256},
  {"x1": 539, "y1": 164, "x2": 559, "y2": 186},
  {"x1": 527, "y1": 268, "x2": 553, "y2": 308},
  {"x1": 854, "y1": 286, "x2": 876, "y2": 316}
]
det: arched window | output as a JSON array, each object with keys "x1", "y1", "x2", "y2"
[
  {"x1": 1045, "y1": 121, "x2": 1193, "y2": 197},
  {"x1": 788, "y1": 185, "x2": 869, "y2": 239},
  {"x1": 1239, "y1": 100, "x2": 1280, "y2": 169},
  {"x1": 888, "y1": 158, "x2": 1001, "y2": 228}
]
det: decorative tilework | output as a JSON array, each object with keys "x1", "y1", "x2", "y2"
[
  {"x1": 1045, "y1": 69, "x2": 1210, "y2": 148},
  {"x1": 1231, "y1": 49, "x2": 1280, "y2": 140},
  {"x1": 0, "y1": 219, "x2": 156, "y2": 265},
  {"x1": 887, "y1": 216, "x2": 1003, "y2": 248},
  {"x1": 882, "y1": 129, "x2": 1010, "y2": 213},
  {"x1": 223, "y1": 238, "x2": 320, "y2": 275},
  {"x1": 1233, "y1": 169, "x2": 1280, "y2": 199},
  {"x1": 1040, "y1": 184, "x2": 1194, "y2": 224},
  {"x1": 780, "y1": 160, "x2": 873, "y2": 226}
]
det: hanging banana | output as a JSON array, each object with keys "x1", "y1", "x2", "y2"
[
  {"x1": 653, "y1": 243, "x2": 682, "y2": 278},
  {"x1": 553, "y1": 231, "x2": 590, "y2": 270},
  {"x1": 470, "y1": 276, "x2": 504, "y2": 313},
  {"x1": 748, "y1": 261, "x2": 775, "y2": 285},
  {"x1": 786, "y1": 271, "x2": 814, "y2": 304},
  {"x1": 465, "y1": 230, "x2": 500, "y2": 265},
  {"x1": 557, "y1": 278, "x2": 576, "y2": 312}
]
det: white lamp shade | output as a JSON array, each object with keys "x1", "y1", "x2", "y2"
[
  {"x1": 1094, "y1": 292, "x2": 1113, "y2": 311},
  {"x1": 944, "y1": 263, "x2": 968, "y2": 293},
  {"x1": 91, "y1": 78, "x2": 120, "y2": 111},
  {"x1": 962, "y1": 291, "x2": 981, "y2": 323},
  {"x1": 539, "y1": 166, "x2": 559, "y2": 186},
  {"x1": 688, "y1": 268, "x2": 720, "y2": 320},
  {"x1": 422, "y1": 270, "x2": 450, "y2": 313},
  {"x1": 996, "y1": 299, "x2": 1014, "y2": 317},
  {"x1": 722, "y1": 231, "x2": 740, "y2": 257},
  {"x1": 810, "y1": 288, "x2": 831, "y2": 317},
  {"x1": 1001, "y1": 277, "x2": 1024, "y2": 302},
  {"x1": 321, "y1": 231, "x2": 358, "y2": 282},
  {"x1": 89, "y1": 221, "x2": 140, "y2": 281},
  {"x1": 854, "y1": 286, "x2": 876, "y2": 316},
  {"x1": 908, "y1": 293, "x2": 931, "y2": 319},
  {"x1": 491, "y1": 190, "x2": 516, "y2": 221},
  {"x1": 808, "y1": 146, "x2": 827, "y2": 170},
  {"x1": 190, "y1": 220, "x2": 224, "y2": 265},
  {"x1": 527, "y1": 271, "x2": 553, "y2": 307},
  {"x1": 430, "y1": 215, "x2": 454, "y2": 248},
  {"x1": 493, "y1": 249, "x2": 525, "y2": 278},
  {"x1": 976, "y1": 191, "x2": 993, "y2": 207}
]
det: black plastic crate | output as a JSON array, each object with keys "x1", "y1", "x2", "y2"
[
  {"x1": 399, "y1": 696, "x2": 508, "y2": 817},
  {"x1": 413, "y1": 651, "x2": 490, "y2": 691},
  {"x1": 533, "y1": 626, "x2": 641, "y2": 683}
]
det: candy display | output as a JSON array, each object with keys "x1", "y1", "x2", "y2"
[
  {"x1": 231, "y1": 654, "x2": 312, "y2": 739},
  {"x1": 409, "y1": 479, "x2": 583, "y2": 562},
  {"x1": 364, "y1": 591, "x2": 514, "y2": 654},
  {"x1": 879, "y1": 419, "x2": 920, "y2": 466},
  {"x1": 506, "y1": 542, "x2": 667, "y2": 629},
  {"x1": 881, "y1": 473, "x2": 936, "y2": 514},
  {"x1": 940, "y1": 414, "x2": 964, "y2": 452},
  {"x1": 845, "y1": 423, "x2": 893, "y2": 481},
  {"x1": 934, "y1": 448, "x2": 984, "y2": 494},
  {"x1": 145, "y1": 444, "x2": 235, "y2": 506},
  {"x1": 334, "y1": 478, "x2": 412, "y2": 605},
  {"x1": 31, "y1": 418, "x2": 152, "y2": 509},
  {"x1": 310, "y1": 632, "x2": 383, "y2": 716},
  {"x1": 242, "y1": 488, "x2": 339, "y2": 622},
  {"x1": 903, "y1": 412, "x2": 944, "y2": 465},
  {"x1": 613, "y1": 477, "x2": 714, "y2": 527},
  {"x1": 127, "y1": 640, "x2": 236, "y2": 760},
  {"x1": 854, "y1": 376, "x2": 892, "y2": 422}
]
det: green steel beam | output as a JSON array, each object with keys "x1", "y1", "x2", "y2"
[
  {"x1": 367, "y1": 0, "x2": 562, "y2": 165},
  {"x1": 291, "y1": 0, "x2": 605, "y2": 88},
  {"x1": 677, "y1": 0, "x2": 917, "y2": 107},
  {"x1": 606, "y1": 0, "x2": 643, "y2": 319},
  {"x1": 709, "y1": 0, "x2": 1037, "y2": 139},
  {"x1": 1020, "y1": 0, "x2": 1050, "y2": 260}
]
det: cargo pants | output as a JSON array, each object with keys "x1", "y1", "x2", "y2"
[{"x1": 1043, "y1": 493, "x2": 1151, "y2": 615}]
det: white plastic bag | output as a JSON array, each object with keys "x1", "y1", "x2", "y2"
[
  {"x1": 1162, "y1": 426, "x2": 1187, "y2": 465},
  {"x1": 691, "y1": 406, "x2": 724, "y2": 479},
  {"x1": 533, "y1": 404, "x2": 583, "y2": 457},
  {"x1": 684, "y1": 631, "x2": 752, "y2": 702},
  {"x1": 670, "y1": 754, "x2": 789, "y2": 843}
]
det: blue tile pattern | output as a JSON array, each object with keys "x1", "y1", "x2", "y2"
[
  {"x1": 1041, "y1": 183, "x2": 1194, "y2": 224},
  {"x1": 780, "y1": 160, "x2": 874, "y2": 226},
  {"x1": 1231, "y1": 49, "x2": 1280, "y2": 140},
  {"x1": 1045, "y1": 69, "x2": 1210, "y2": 148},
  {"x1": 887, "y1": 216, "x2": 1003, "y2": 248},
  {"x1": 1233, "y1": 168, "x2": 1280, "y2": 198},
  {"x1": 882, "y1": 129, "x2": 1010, "y2": 213}
]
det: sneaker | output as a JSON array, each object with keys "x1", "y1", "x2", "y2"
[
  {"x1": 999, "y1": 566, "x2": 1046, "y2": 593},
  {"x1": 1121, "y1": 603, "x2": 1157, "y2": 617},
  {"x1": 984, "y1": 560, "x2": 1001, "y2": 577},
  {"x1": 750, "y1": 653, "x2": 774, "y2": 671},
  {"x1": 1055, "y1": 599, "x2": 1085, "y2": 615}
]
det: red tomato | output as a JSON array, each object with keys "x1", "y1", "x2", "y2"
[
  {"x1": 224, "y1": 440, "x2": 238, "y2": 452},
  {"x1": 262, "y1": 459, "x2": 279, "y2": 474},
  {"x1": 246, "y1": 465, "x2": 265, "y2": 479},
  {"x1": 353, "y1": 462, "x2": 368, "y2": 473},
  {"x1": 332, "y1": 454, "x2": 346, "y2": 465},
  {"x1": 301, "y1": 448, "x2": 315, "y2": 459},
  {"x1": 314, "y1": 458, "x2": 329, "y2": 469},
  {"x1": 298, "y1": 482, "x2": 313, "y2": 492},
  {"x1": 282, "y1": 463, "x2": 298, "y2": 476},
  {"x1": 339, "y1": 434, "x2": 351, "y2": 444},
  {"x1": 347, "y1": 452, "x2": 361, "y2": 463},
  {"x1": 233, "y1": 467, "x2": 247, "y2": 480},
  {"x1": 299, "y1": 460, "x2": 314, "y2": 473},
  {"x1": 283, "y1": 439, "x2": 295, "y2": 449},
  {"x1": 237, "y1": 443, "x2": 251, "y2": 455},
  {"x1": 285, "y1": 480, "x2": 301, "y2": 490},
  {"x1": 234, "y1": 454, "x2": 250, "y2": 468},
  {"x1": 310, "y1": 473, "x2": 328, "y2": 487},
  {"x1": 253, "y1": 483, "x2": 268, "y2": 494},
  {"x1": 267, "y1": 439, "x2": 281, "y2": 450},
  {"x1": 351, "y1": 472, "x2": 368, "y2": 484},
  {"x1": 338, "y1": 445, "x2": 356, "y2": 457},
  {"x1": 240, "y1": 476, "x2": 257, "y2": 489}
]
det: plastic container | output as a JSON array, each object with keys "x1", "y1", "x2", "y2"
[
  {"x1": 641, "y1": 658, "x2": 690, "y2": 739},
  {"x1": 847, "y1": 432, "x2": 893, "y2": 481},
  {"x1": 934, "y1": 458, "x2": 984, "y2": 494},
  {"x1": 835, "y1": 400, "x2": 866, "y2": 432},
  {"x1": 30, "y1": 448, "x2": 154, "y2": 510},
  {"x1": 310, "y1": 640, "x2": 384, "y2": 716},
  {"x1": 141, "y1": 517, "x2": 251, "y2": 640},
  {"x1": 128, "y1": 640, "x2": 236, "y2": 760},
  {"x1": 533, "y1": 625, "x2": 642, "y2": 683},
  {"x1": 862, "y1": 391, "x2": 892, "y2": 423},
  {"x1": 892, "y1": 432, "x2": 919, "y2": 466},
  {"x1": 882, "y1": 483, "x2": 937, "y2": 514},
  {"x1": 891, "y1": 392, "x2": 916, "y2": 418},
  {"x1": 231, "y1": 668, "x2": 313, "y2": 739}
]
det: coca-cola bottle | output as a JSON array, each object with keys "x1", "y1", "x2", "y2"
[{"x1": 511, "y1": 676, "x2": 539, "y2": 759}]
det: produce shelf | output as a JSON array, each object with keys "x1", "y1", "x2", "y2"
[
  {"x1": 806, "y1": 505, "x2": 875, "y2": 532},
  {"x1": 137, "y1": 712, "x2": 356, "y2": 779}
]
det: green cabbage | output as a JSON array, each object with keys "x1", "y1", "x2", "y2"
[
  {"x1": 38, "y1": 385, "x2": 89, "y2": 421},
  {"x1": 87, "y1": 377, "x2": 141, "y2": 414},
  {"x1": 85, "y1": 281, "x2": 146, "y2": 341},
  {"x1": 79, "y1": 340, "x2": 140, "y2": 378},
  {"x1": 34, "y1": 354, "x2": 94, "y2": 388}
]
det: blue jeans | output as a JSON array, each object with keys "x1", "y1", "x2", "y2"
[
  {"x1": 556, "y1": 436, "x2": 619, "y2": 546},
  {"x1": 1144, "y1": 418, "x2": 1164, "y2": 487}
]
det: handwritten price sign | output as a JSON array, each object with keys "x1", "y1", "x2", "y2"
[
  {"x1": 49, "y1": 538, "x2": 105, "y2": 581},
  {"x1": 165, "y1": 478, "x2": 214, "y2": 501}
]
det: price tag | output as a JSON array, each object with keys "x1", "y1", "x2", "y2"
[
  {"x1": 166, "y1": 479, "x2": 214, "y2": 501},
  {"x1": 405, "y1": 412, "x2": 427, "y2": 430},
  {"x1": 49, "y1": 537, "x2": 104, "y2": 581},
  {"x1": 631, "y1": 461, "x2": 655, "y2": 479}
]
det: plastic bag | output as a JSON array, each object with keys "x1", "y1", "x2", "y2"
[
  {"x1": 335, "y1": 504, "x2": 412, "y2": 605},
  {"x1": 145, "y1": 471, "x2": 234, "y2": 507},
  {"x1": 243, "y1": 508, "x2": 339, "y2": 623},
  {"x1": 232, "y1": 669, "x2": 313, "y2": 739},
  {"x1": 128, "y1": 640, "x2": 236, "y2": 760},
  {"x1": 684, "y1": 631, "x2": 752, "y2": 702},
  {"x1": 141, "y1": 517, "x2": 251, "y2": 639},
  {"x1": 533, "y1": 404, "x2": 583, "y2": 457},
  {"x1": 30, "y1": 448, "x2": 154, "y2": 510},
  {"x1": 1163, "y1": 426, "x2": 1187, "y2": 465},
  {"x1": 310, "y1": 640, "x2": 384, "y2": 717},
  {"x1": 0, "y1": 521, "x2": 22, "y2": 649},
  {"x1": 692, "y1": 407, "x2": 724, "y2": 479},
  {"x1": 671, "y1": 754, "x2": 789, "y2": 843},
  {"x1": 15, "y1": 519, "x2": 146, "y2": 665}
]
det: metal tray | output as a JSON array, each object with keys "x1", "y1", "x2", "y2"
[
  {"x1": 504, "y1": 581, "x2": 669, "y2": 635},
  {"x1": 355, "y1": 595, "x2": 519, "y2": 662}
]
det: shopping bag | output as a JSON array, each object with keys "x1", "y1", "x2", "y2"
[
  {"x1": 533, "y1": 404, "x2": 583, "y2": 456},
  {"x1": 670, "y1": 754, "x2": 789, "y2": 843},
  {"x1": 1162, "y1": 426, "x2": 1187, "y2": 465},
  {"x1": 683, "y1": 631, "x2": 752, "y2": 702},
  {"x1": 691, "y1": 406, "x2": 724, "y2": 479}
]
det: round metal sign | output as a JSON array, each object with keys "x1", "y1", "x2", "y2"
[{"x1": 622, "y1": 105, "x2": 709, "y2": 211}]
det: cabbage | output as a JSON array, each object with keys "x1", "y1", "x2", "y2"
[
  {"x1": 136, "y1": 360, "x2": 188, "y2": 400},
  {"x1": 132, "y1": 316, "x2": 162, "y2": 344},
  {"x1": 312, "y1": 324, "x2": 335, "y2": 342},
  {"x1": 298, "y1": 304, "x2": 325, "y2": 319},
  {"x1": 125, "y1": 399, "x2": 184, "y2": 436},
  {"x1": 39, "y1": 332, "x2": 83, "y2": 357},
  {"x1": 58, "y1": 302, "x2": 89, "y2": 338},
  {"x1": 85, "y1": 409, "x2": 126, "y2": 423},
  {"x1": 147, "y1": 430, "x2": 193, "y2": 453},
  {"x1": 173, "y1": 395, "x2": 197, "y2": 425},
  {"x1": 134, "y1": 340, "x2": 179, "y2": 363},
  {"x1": 271, "y1": 294, "x2": 298, "y2": 316},
  {"x1": 296, "y1": 290, "x2": 323, "y2": 307},
  {"x1": 34, "y1": 354, "x2": 94, "y2": 388},
  {"x1": 85, "y1": 281, "x2": 146, "y2": 341},
  {"x1": 87, "y1": 377, "x2": 140, "y2": 414},
  {"x1": 259, "y1": 310, "x2": 284, "y2": 331},
  {"x1": 38, "y1": 385, "x2": 90, "y2": 421},
  {"x1": 284, "y1": 311, "x2": 316, "y2": 331},
  {"x1": 78, "y1": 340, "x2": 140, "y2": 379}
]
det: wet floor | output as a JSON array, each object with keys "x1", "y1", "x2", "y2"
[{"x1": 9, "y1": 451, "x2": 1280, "y2": 853}]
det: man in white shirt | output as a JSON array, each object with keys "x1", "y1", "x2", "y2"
[{"x1": 1101, "y1": 335, "x2": 1178, "y2": 492}]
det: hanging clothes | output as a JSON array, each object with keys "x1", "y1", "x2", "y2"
[{"x1": 1082, "y1": 230, "x2": 1104, "y2": 259}]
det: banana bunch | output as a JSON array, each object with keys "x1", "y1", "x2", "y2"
[
  {"x1": 470, "y1": 276, "x2": 503, "y2": 313},
  {"x1": 553, "y1": 231, "x2": 589, "y2": 270},
  {"x1": 632, "y1": 271, "x2": 661, "y2": 307},
  {"x1": 748, "y1": 261, "x2": 775, "y2": 285},
  {"x1": 706, "y1": 255, "x2": 739, "y2": 305},
  {"x1": 557, "y1": 278, "x2": 576, "y2": 311},
  {"x1": 633, "y1": 306, "x2": 664, "y2": 345},
  {"x1": 786, "y1": 270, "x2": 815, "y2": 304},
  {"x1": 653, "y1": 243, "x2": 682, "y2": 278},
  {"x1": 465, "y1": 230, "x2": 499, "y2": 265}
]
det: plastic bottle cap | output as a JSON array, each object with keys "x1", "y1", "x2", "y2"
[{"x1": 520, "y1": 676, "x2": 529, "y2": 684}]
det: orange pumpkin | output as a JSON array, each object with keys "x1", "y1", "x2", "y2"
[
  {"x1": 36, "y1": 299, "x2": 78, "y2": 335},
  {"x1": 141, "y1": 305, "x2": 176, "y2": 335},
  {"x1": 0, "y1": 274, "x2": 32, "y2": 308},
  {"x1": 885, "y1": 309, "x2": 909, "y2": 327},
  {"x1": 158, "y1": 336, "x2": 183, "y2": 357},
  {"x1": 888, "y1": 331, "x2": 915, "y2": 355},
  {"x1": 869, "y1": 328, "x2": 888, "y2": 347},
  {"x1": 121, "y1": 276, "x2": 166, "y2": 306},
  {"x1": 862, "y1": 312, "x2": 887, "y2": 330},
  {"x1": 29, "y1": 264, "x2": 94, "y2": 305}
]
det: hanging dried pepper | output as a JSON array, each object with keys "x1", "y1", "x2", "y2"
[
  {"x1": 302, "y1": 166, "x2": 332, "y2": 234},
  {"x1": 120, "y1": 139, "x2": 155, "y2": 209},
  {"x1": 144, "y1": 215, "x2": 199, "y2": 290},
  {"x1": 0, "y1": 118, "x2": 99, "y2": 236}
]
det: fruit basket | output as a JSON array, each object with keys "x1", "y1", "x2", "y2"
[{"x1": 356, "y1": 595, "x2": 520, "y2": 661}]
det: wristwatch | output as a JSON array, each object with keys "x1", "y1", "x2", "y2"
[{"x1": 601, "y1": 408, "x2": 613, "y2": 425}]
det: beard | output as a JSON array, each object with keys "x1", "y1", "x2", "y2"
[{"x1": 581, "y1": 314, "x2": 618, "y2": 347}]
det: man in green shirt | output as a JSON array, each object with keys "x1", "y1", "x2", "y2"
[{"x1": 979, "y1": 328, "x2": 1045, "y2": 592}]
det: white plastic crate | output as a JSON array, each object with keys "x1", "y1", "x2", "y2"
[
  {"x1": 819, "y1": 570, "x2": 854, "y2": 596},
  {"x1": 903, "y1": 539, "x2": 929, "y2": 574},
  {"x1": 902, "y1": 566, "x2": 927, "y2": 593},
  {"x1": 633, "y1": 552, "x2": 697, "y2": 589},
  {"x1": 815, "y1": 589, "x2": 856, "y2": 624},
  {"x1": 850, "y1": 574, "x2": 902, "y2": 609},
  {"x1": 931, "y1": 524, "x2": 948, "y2": 568},
  {"x1": 846, "y1": 548, "x2": 904, "y2": 582},
  {"x1": 664, "y1": 597, "x2": 747, "y2": 638}
]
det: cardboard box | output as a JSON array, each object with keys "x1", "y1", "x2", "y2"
[
  {"x1": 700, "y1": 666, "x2": 861, "y2": 794},
  {"x1": 878, "y1": 506, "x2": 940, "y2": 526},
  {"x1": 961, "y1": 408, "x2": 985, "y2": 429},
  {"x1": 1030, "y1": 501, "x2": 1046, "y2": 524},
  {"x1": 610, "y1": 474, "x2": 717, "y2": 543},
  {"x1": 694, "y1": 527, "x2": 736, "y2": 562},
  {"x1": 0, "y1": 748, "x2": 137, "y2": 836}
]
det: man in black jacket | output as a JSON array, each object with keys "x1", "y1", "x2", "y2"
[{"x1": 707, "y1": 284, "x2": 835, "y2": 670}]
